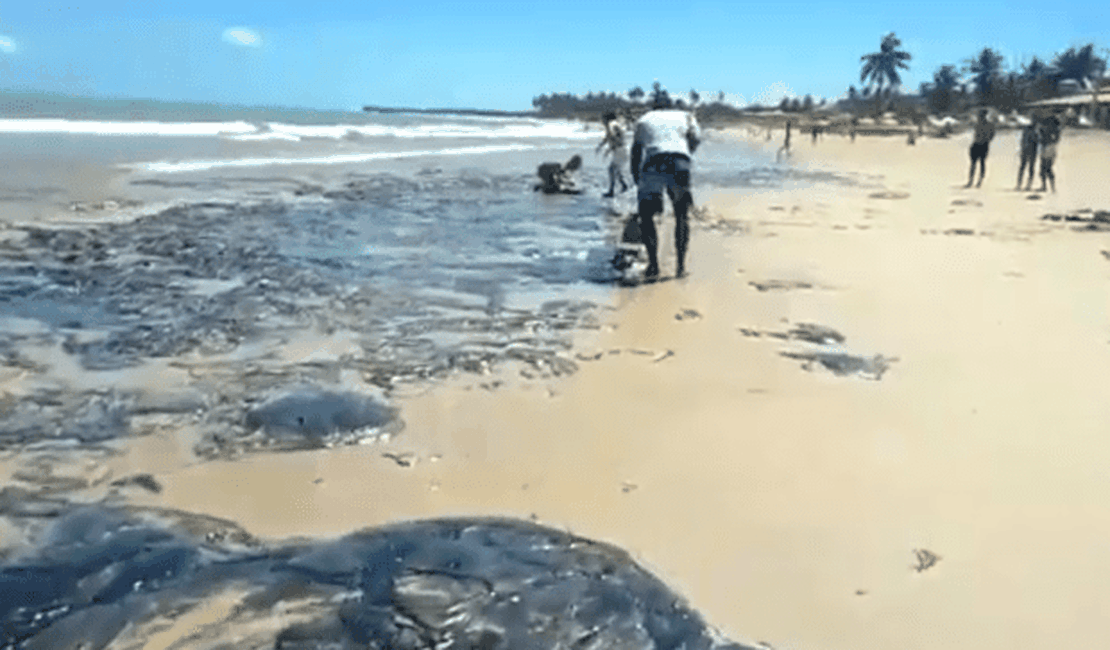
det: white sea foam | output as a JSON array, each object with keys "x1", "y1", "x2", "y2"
[
  {"x1": 129, "y1": 143, "x2": 541, "y2": 173},
  {"x1": 0, "y1": 117, "x2": 598, "y2": 141},
  {"x1": 225, "y1": 120, "x2": 597, "y2": 142},
  {"x1": 0, "y1": 118, "x2": 257, "y2": 136}
]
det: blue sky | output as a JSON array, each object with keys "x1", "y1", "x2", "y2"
[{"x1": 0, "y1": 0, "x2": 1106, "y2": 111}]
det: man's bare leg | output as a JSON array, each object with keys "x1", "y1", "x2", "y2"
[{"x1": 638, "y1": 196, "x2": 663, "y2": 278}]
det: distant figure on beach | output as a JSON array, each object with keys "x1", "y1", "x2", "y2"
[
  {"x1": 631, "y1": 96, "x2": 701, "y2": 280},
  {"x1": 1016, "y1": 120, "x2": 1039, "y2": 191},
  {"x1": 965, "y1": 109, "x2": 996, "y2": 188},
  {"x1": 534, "y1": 154, "x2": 583, "y2": 194},
  {"x1": 1038, "y1": 115, "x2": 1060, "y2": 193},
  {"x1": 777, "y1": 120, "x2": 792, "y2": 161},
  {"x1": 850, "y1": 116, "x2": 858, "y2": 142},
  {"x1": 597, "y1": 111, "x2": 630, "y2": 197}
]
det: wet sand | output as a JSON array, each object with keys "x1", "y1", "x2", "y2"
[{"x1": 6, "y1": 127, "x2": 1110, "y2": 648}]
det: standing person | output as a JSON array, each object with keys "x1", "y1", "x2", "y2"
[
  {"x1": 631, "y1": 96, "x2": 701, "y2": 280},
  {"x1": 1016, "y1": 120, "x2": 1039, "y2": 191},
  {"x1": 965, "y1": 109, "x2": 996, "y2": 188},
  {"x1": 1038, "y1": 115, "x2": 1059, "y2": 193},
  {"x1": 779, "y1": 119, "x2": 792, "y2": 159},
  {"x1": 596, "y1": 112, "x2": 630, "y2": 197}
]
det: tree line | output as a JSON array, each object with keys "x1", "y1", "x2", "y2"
[
  {"x1": 531, "y1": 81, "x2": 740, "y2": 120},
  {"x1": 849, "y1": 33, "x2": 1106, "y2": 116},
  {"x1": 530, "y1": 36, "x2": 1107, "y2": 122}
]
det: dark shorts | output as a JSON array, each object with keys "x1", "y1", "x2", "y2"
[
  {"x1": 637, "y1": 154, "x2": 691, "y2": 202},
  {"x1": 970, "y1": 142, "x2": 989, "y2": 161}
]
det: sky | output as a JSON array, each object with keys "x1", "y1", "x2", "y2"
[{"x1": 0, "y1": 0, "x2": 1107, "y2": 112}]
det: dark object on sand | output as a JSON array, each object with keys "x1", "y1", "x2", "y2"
[
  {"x1": 1, "y1": 507, "x2": 758, "y2": 650},
  {"x1": 748, "y1": 279, "x2": 814, "y2": 292},
  {"x1": 621, "y1": 213, "x2": 642, "y2": 243},
  {"x1": 109, "y1": 474, "x2": 163, "y2": 493},
  {"x1": 913, "y1": 548, "x2": 941, "y2": 572},
  {"x1": 1042, "y1": 211, "x2": 1110, "y2": 232},
  {"x1": 534, "y1": 155, "x2": 583, "y2": 194},
  {"x1": 868, "y1": 190, "x2": 910, "y2": 200},
  {"x1": 244, "y1": 389, "x2": 400, "y2": 449},
  {"x1": 787, "y1": 323, "x2": 845, "y2": 345},
  {"x1": 779, "y1": 351, "x2": 896, "y2": 380}
]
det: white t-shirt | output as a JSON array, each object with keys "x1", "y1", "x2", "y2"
[{"x1": 633, "y1": 109, "x2": 700, "y2": 167}]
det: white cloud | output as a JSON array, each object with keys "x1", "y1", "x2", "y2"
[
  {"x1": 0, "y1": 36, "x2": 16, "y2": 54},
  {"x1": 222, "y1": 28, "x2": 261, "y2": 48}
]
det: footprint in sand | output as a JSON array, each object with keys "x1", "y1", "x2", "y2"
[
  {"x1": 950, "y1": 199, "x2": 983, "y2": 207},
  {"x1": 674, "y1": 308, "x2": 702, "y2": 321}
]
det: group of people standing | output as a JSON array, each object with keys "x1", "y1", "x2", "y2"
[
  {"x1": 1016, "y1": 115, "x2": 1060, "y2": 193},
  {"x1": 966, "y1": 108, "x2": 1061, "y2": 192}
]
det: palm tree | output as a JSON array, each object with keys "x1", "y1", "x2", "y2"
[
  {"x1": 1018, "y1": 56, "x2": 1055, "y2": 101},
  {"x1": 1052, "y1": 44, "x2": 1107, "y2": 125},
  {"x1": 689, "y1": 89, "x2": 700, "y2": 105},
  {"x1": 927, "y1": 64, "x2": 961, "y2": 113},
  {"x1": 628, "y1": 86, "x2": 645, "y2": 103},
  {"x1": 650, "y1": 81, "x2": 671, "y2": 107},
  {"x1": 965, "y1": 48, "x2": 1004, "y2": 105},
  {"x1": 859, "y1": 32, "x2": 912, "y2": 111},
  {"x1": 1052, "y1": 44, "x2": 1107, "y2": 91}
]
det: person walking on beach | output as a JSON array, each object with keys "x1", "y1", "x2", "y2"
[
  {"x1": 965, "y1": 109, "x2": 996, "y2": 188},
  {"x1": 1038, "y1": 115, "x2": 1060, "y2": 193},
  {"x1": 777, "y1": 119, "x2": 792, "y2": 161},
  {"x1": 1016, "y1": 120, "x2": 1039, "y2": 191},
  {"x1": 597, "y1": 112, "x2": 630, "y2": 197},
  {"x1": 631, "y1": 96, "x2": 701, "y2": 280}
]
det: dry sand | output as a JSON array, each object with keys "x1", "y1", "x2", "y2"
[{"x1": 6, "y1": 127, "x2": 1110, "y2": 649}]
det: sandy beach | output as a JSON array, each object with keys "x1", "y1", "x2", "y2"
[{"x1": 4, "y1": 124, "x2": 1110, "y2": 649}]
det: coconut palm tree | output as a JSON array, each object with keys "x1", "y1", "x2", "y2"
[
  {"x1": 1019, "y1": 56, "x2": 1055, "y2": 101},
  {"x1": 650, "y1": 81, "x2": 670, "y2": 107},
  {"x1": 927, "y1": 64, "x2": 961, "y2": 113},
  {"x1": 1052, "y1": 44, "x2": 1107, "y2": 91},
  {"x1": 965, "y1": 48, "x2": 1004, "y2": 105},
  {"x1": 859, "y1": 32, "x2": 912, "y2": 110}
]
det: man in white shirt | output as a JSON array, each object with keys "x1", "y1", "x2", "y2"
[{"x1": 631, "y1": 98, "x2": 701, "y2": 279}]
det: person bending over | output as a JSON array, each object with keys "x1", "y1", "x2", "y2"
[{"x1": 631, "y1": 97, "x2": 701, "y2": 280}]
